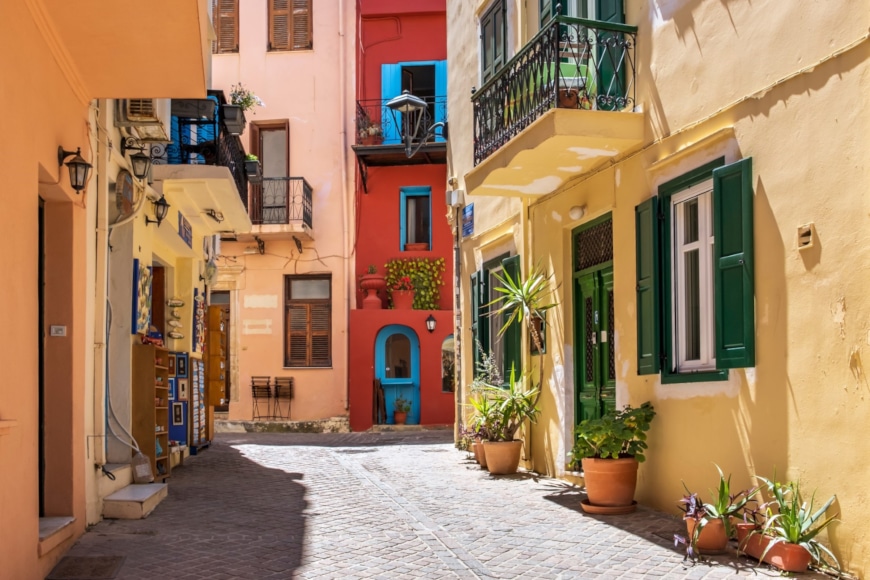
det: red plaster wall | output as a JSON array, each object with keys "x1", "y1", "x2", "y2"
[{"x1": 349, "y1": 310, "x2": 455, "y2": 432}]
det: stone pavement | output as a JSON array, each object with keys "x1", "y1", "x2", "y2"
[{"x1": 65, "y1": 431, "x2": 831, "y2": 579}]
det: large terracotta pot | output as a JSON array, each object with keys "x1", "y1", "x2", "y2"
[
  {"x1": 581, "y1": 457, "x2": 638, "y2": 507},
  {"x1": 737, "y1": 527, "x2": 812, "y2": 572},
  {"x1": 482, "y1": 440, "x2": 522, "y2": 475},
  {"x1": 391, "y1": 289, "x2": 415, "y2": 309},
  {"x1": 686, "y1": 518, "x2": 728, "y2": 554},
  {"x1": 359, "y1": 274, "x2": 386, "y2": 309}
]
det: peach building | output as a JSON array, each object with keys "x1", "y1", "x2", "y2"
[{"x1": 211, "y1": 1, "x2": 356, "y2": 425}]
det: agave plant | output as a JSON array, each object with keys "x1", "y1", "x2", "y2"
[
  {"x1": 705, "y1": 464, "x2": 756, "y2": 538},
  {"x1": 756, "y1": 476, "x2": 839, "y2": 570}
]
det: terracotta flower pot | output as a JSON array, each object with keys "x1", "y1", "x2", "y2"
[
  {"x1": 472, "y1": 440, "x2": 488, "y2": 469},
  {"x1": 737, "y1": 529, "x2": 812, "y2": 572},
  {"x1": 393, "y1": 411, "x2": 407, "y2": 425},
  {"x1": 558, "y1": 88, "x2": 579, "y2": 109},
  {"x1": 360, "y1": 134, "x2": 383, "y2": 146},
  {"x1": 686, "y1": 518, "x2": 728, "y2": 554},
  {"x1": 359, "y1": 274, "x2": 386, "y2": 309},
  {"x1": 482, "y1": 440, "x2": 522, "y2": 475},
  {"x1": 404, "y1": 242, "x2": 429, "y2": 251},
  {"x1": 391, "y1": 289, "x2": 415, "y2": 309},
  {"x1": 581, "y1": 457, "x2": 638, "y2": 507}
]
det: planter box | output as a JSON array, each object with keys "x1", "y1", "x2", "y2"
[
  {"x1": 221, "y1": 104, "x2": 247, "y2": 135},
  {"x1": 244, "y1": 159, "x2": 262, "y2": 183},
  {"x1": 737, "y1": 527, "x2": 812, "y2": 573}
]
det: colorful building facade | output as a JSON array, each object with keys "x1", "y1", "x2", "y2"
[{"x1": 447, "y1": 0, "x2": 870, "y2": 575}]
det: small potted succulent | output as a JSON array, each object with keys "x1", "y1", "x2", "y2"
[
  {"x1": 244, "y1": 154, "x2": 262, "y2": 183},
  {"x1": 393, "y1": 396, "x2": 411, "y2": 425},
  {"x1": 222, "y1": 83, "x2": 265, "y2": 135}
]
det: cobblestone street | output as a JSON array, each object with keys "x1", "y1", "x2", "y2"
[{"x1": 65, "y1": 432, "x2": 829, "y2": 579}]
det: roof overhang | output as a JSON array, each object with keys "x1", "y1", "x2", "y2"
[
  {"x1": 465, "y1": 109, "x2": 645, "y2": 198},
  {"x1": 151, "y1": 165, "x2": 252, "y2": 237},
  {"x1": 38, "y1": 0, "x2": 210, "y2": 100}
]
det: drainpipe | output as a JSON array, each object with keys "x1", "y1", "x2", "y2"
[
  {"x1": 91, "y1": 100, "x2": 109, "y2": 467},
  {"x1": 339, "y1": 0, "x2": 351, "y2": 411},
  {"x1": 454, "y1": 205, "x2": 462, "y2": 438}
]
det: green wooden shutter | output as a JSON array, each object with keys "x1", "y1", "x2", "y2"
[
  {"x1": 713, "y1": 157, "x2": 755, "y2": 368},
  {"x1": 596, "y1": 0, "x2": 624, "y2": 22},
  {"x1": 595, "y1": 0, "x2": 625, "y2": 111},
  {"x1": 501, "y1": 255, "x2": 522, "y2": 380},
  {"x1": 635, "y1": 197, "x2": 660, "y2": 374},
  {"x1": 470, "y1": 271, "x2": 482, "y2": 374}
]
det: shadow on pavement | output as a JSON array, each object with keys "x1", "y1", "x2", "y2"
[{"x1": 215, "y1": 429, "x2": 455, "y2": 448}]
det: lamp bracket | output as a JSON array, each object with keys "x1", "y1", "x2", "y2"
[
  {"x1": 120, "y1": 136, "x2": 147, "y2": 156},
  {"x1": 57, "y1": 146, "x2": 80, "y2": 166}
]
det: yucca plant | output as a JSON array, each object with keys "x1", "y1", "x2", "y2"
[
  {"x1": 480, "y1": 366, "x2": 540, "y2": 442},
  {"x1": 756, "y1": 476, "x2": 839, "y2": 570}
]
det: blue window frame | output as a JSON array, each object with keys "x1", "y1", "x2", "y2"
[
  {"x1": 381, "y1": 60, "x2": 447, "y2": 145},
  {"x1": 400, "y1": 186, "x2": 431, "y2": 251}
]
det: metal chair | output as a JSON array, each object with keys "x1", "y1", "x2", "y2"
[
  {"x1": 273, "y1": 377, "x2": 294, "y2": 420},
  {"x1": 251, "y1": 376, "x2": 272, "y2": 420}
]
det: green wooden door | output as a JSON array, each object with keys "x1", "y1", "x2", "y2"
[{"x1": 575, "y1": 266, "x2": 615, "y2": 423}]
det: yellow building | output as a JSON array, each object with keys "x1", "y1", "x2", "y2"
[
  {"x1": 447, "y1": 0, "x2": 870, "y2": 575},
  {"x1": 0, "y1": 1, "x2": 214, "y2": 576}
]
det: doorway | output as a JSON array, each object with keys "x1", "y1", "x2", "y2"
[
  {"x1": 573, "y1": 215, "x2": 615, "y2": 424},
  {"x1": 211, "y1": 291, "x2": 231, "y2": 412},
  {"x1": 375, "y1": 325, "x2": 420, "y2": 424},
  {"x1": 38, "y1": 199, "x2": 45, "y2": 517}
]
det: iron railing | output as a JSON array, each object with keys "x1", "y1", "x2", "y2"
[
  {"x1": 355, "y1": 96, "x2": 447, "y2": 146},
  {"x1": 471, "y1": 15, "x2": 637, "y2": 165},
  {"x1": 153, "y1": 95, "x2": 249, "y2": 208},
  {"x1": 249, "y1": 177, "x2": 313, "y2": 228}
]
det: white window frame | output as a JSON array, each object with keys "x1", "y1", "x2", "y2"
[{"x1": 671, "y1": 180, "x2": 716, "y2": 372}]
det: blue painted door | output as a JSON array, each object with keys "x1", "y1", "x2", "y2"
[{"x1": 375, "y1": 325, "x2": 420, "y2": 424}]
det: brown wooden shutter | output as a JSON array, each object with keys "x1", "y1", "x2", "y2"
[
  {"x1": 213, "y1": 0, "x2": 239, "y2": 54},
  {"x1": 291, "y1": 0, "x2": 312, "y2": 50},
  {"x1": 269, "y1": 0, "x2": 291, "y2": 51},
  {"x1": 309, "y1": 304, "x2": 331, "y2": 366},
  {"x1": 286, "y1": 304, "x2": 310, "y2": 366}
]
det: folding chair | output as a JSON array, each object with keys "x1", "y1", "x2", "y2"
[
  {"x1": 273, "y1": 377, "x2": 294, "y2": 420},
  {"x1": 251, "y1": 376, "x2": 272, "y2": 420}
]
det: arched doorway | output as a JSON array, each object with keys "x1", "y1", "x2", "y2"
[{"x1": 375, "y1": 325, "x2": 420, "y2": 424}]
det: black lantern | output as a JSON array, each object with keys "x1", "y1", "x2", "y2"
[
  {"x1": 145, "y1": 196, "x2": 170, "y2": 227},
  {"x1": 386, "y1": 90, "x2": 446, "y2": 158},
  {"x1": 57, "y1": 146, "x2": 92, "y2": 192},
  {"x1": 121, "y1": 137, "x2": 152, "y2": 180},
  {"x1": 425, "y1": 314, "x2": 437, "y2": 334}
]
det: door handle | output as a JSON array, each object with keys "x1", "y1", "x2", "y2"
[{"x1": 590, "y1": 333, "x2": 597, "y2": 345}]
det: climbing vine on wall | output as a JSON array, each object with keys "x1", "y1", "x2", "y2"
[{"x1": 385, "y1": 257, "x2": 446, "y2": 310}]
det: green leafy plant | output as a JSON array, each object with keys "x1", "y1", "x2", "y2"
[
  {"x1": 570, "y1": 402, "x2": 656, "y2": 463},
  {"x1": 366, "y1": 264, "x2": 378, "y2": 275},
  {"x1": 230, "y1": 83, "x2": 265, "y2": 112},
  {"x1": 394, "y1": 396, "x2": 411, "y2": 413},
  {"x1": 755, "y1": 476, "x2": 839, "y2": 570},
  {"x1": 245, "y1": 153, "x2": 259, "y2": 161},
  {"x1": 384, "y1": 257, "x2": 445, "y2": 310},
  {"x1": 478, "y1": 366, "x2": 540, "y2": 441}
]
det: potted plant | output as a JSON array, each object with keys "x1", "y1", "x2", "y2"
[
  {"x1": 393, "y1": 396, "x2": 411, "y2": 425},
  {"x1": 222, "y1": 83, "x2": 265, "y2": 135},
  {"x1": 466, "y1": 392, "x2": 496, "y2": 469},
  {"x1": 675, "y1": 466, "x2": 756, "y2": 557},
  {"x1": 570, "y1": 402, "x2": 656, "y2": 514},
  {"x1": 739, "y1": 476, "x2": 839, "y2": 573},
  {"x1": 389, "y1": 275, "x2": 416, "y2": 310},
  {"x1": 385, "y1": 257, "x2": 446, "y2": 311},
  {"x1": 358, "y1": 122, "x2": 383, "y2": 146},
  {"x1": 359, "y1": 264, "x2": 386, "y2": 310},
  {"x1": 478, "y1": 367, "x2": 540, "y2": 474},
  {"x1": 244, "y1": 154, "x2": 262, "y2": 183}
]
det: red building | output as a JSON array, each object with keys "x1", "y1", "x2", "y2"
[{"x1": 349, "y1": 0, "x2": 453, "y2": 431}]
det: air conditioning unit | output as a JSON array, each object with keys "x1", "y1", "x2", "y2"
[
  {"x1": 446, "y1": 189, "x2": 465, "y2": 208},
  {"x1": 115, "y1": 98, "x2": 171, "y2": 142}
]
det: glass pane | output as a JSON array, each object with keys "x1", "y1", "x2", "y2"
[
  {"x1": 405, "y1": 196, "x2": 430, "y2": 244},
  {"x1": 291, "y1": 278, "x2": 329, "y2": 299},
  {"x1": 495, "y1": 9, "x2": 503, "y2": 59},
  {"x1": 684, "y1": 198, "x2": 699, "y2": 244},
  {"x1": 441, "y1": 335, "x2": 455, "y2": 392},
  {"x1": 261, "y1": 129, "x2": 287, "y2": 178},
  {"x1": 385, "y1": 334, "x2": 411, "y2": 379},
  {"x1": 483, "y1": 21, "x2": 493, "y2": 69},
  {"x1": 684, "y1": 249, "x2": 700, "y2": 361}
]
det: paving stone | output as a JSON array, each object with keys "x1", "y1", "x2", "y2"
[{"x1": 64, "y1": 431, "x2": 833, "y2": 579}]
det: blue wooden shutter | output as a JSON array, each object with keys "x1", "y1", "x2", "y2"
[
  {"x1": 635, "y1": 197, "x2": 660, "y2": 375},
  {"x1": 381, "y1": 63, "x2": 401, "y2": 144},
  {"x1": 434, "y1": 60, "x2": 447, "y2": 142},
  {"x1": 501, "y1": 255, "x2": 522, "y2": 381},
  {"x1": 713, "y1": 157, "x2": 755, "y2": 368}
]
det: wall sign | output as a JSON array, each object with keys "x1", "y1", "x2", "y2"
[
  {"x1": 462, "y1": 203, "x2": 474, "y2": 237},
  {"x1": 178, "y1": 211, "x2": 193, "y2": 248}
]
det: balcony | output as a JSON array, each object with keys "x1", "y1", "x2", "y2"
[
  {"x1": 150, "y1": 91, "x2": 252, "y2": 237},
  {"x1": 352, "y1": 97, "x2": 447, "y2": 170},
  {"x1": 248, "y1": 177, "x2": 314, "y2": 239},
  {"x1": 466, "y1": 16, "x2": 644, "y2": 198}
]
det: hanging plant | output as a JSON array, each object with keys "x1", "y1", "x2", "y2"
[{"x1": 384, "y1": 257, "x2": 446, "y2": 310}]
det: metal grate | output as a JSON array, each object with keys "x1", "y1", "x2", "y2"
[
  {"x1": 608, "y1": 289, "x2": 616, "y2": 382},
  {"x1": 585, "y1": 296, "x2": 594, "y2": 383},
  {"x1": 575, "y1": 219, "x2": 613, "y2": 272}
]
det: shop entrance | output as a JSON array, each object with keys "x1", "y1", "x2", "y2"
[
  {"x1": 573, "y1": 215, "x2": 616, "y2": 424},
  {"x1": 211, "y1": 292, "x2": 231, "y2": 412}
]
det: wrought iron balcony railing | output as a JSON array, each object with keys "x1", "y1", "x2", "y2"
[
  {"x1": 249, "y1": 177, "x2": 313, "y2": 229},
  {"x1": 471, "y1": 15, "x2": 637, "y2": 166},
  {"x1": 355, "y1": 96, "x2": 447, "y2": 146},
  {"x1": 153, "y1": 94, "x2": 249, "y2": 207}
]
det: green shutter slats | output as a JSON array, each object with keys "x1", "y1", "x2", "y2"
[
  {"x1": 635, "y1": 197, "x2": 661, "y2": 375},
  {"x1": 501, "y1": 255, "x2": 522, "y2": 379},
  {"x1": 713, "y1": 157, "x2": 755, "y2": 368},
  {"x1": 470, "y1": 271, "x2": 482, "y2": 373}
]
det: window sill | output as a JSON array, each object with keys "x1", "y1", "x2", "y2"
[
  {"x1": 282, "y1": 366, "x2": 332, "y2": 370},
  {"x1": 661, "y1": 370, "x2": 728, "y2": 384}
]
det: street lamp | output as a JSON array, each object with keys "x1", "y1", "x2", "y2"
[
  {"x1": 57, "y1": 146, "x2": 92, "y2": 192},
  {"x1": 426, "y1": 314, "x2": 437, "y2": 334},
  {"x1": 386, "y1": 90, "x2": 446, "y2": 158},
  {"x1": 145, "y1": 195, "x2": 170, "y2": 227},
  {"x1": 120, "y1": 137, "x2": 153, "y2": 181}
]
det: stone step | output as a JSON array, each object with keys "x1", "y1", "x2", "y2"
[
  {"x1": 102, "y1": 483, "x2": 168, "y2": 520},
  {"x1": 98, "y1": 463, "x2": 132, "y2": 500}
]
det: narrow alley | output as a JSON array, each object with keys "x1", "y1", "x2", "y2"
[{"x1": 59, "y1": 432, "x2": 827, "y2": 579}]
